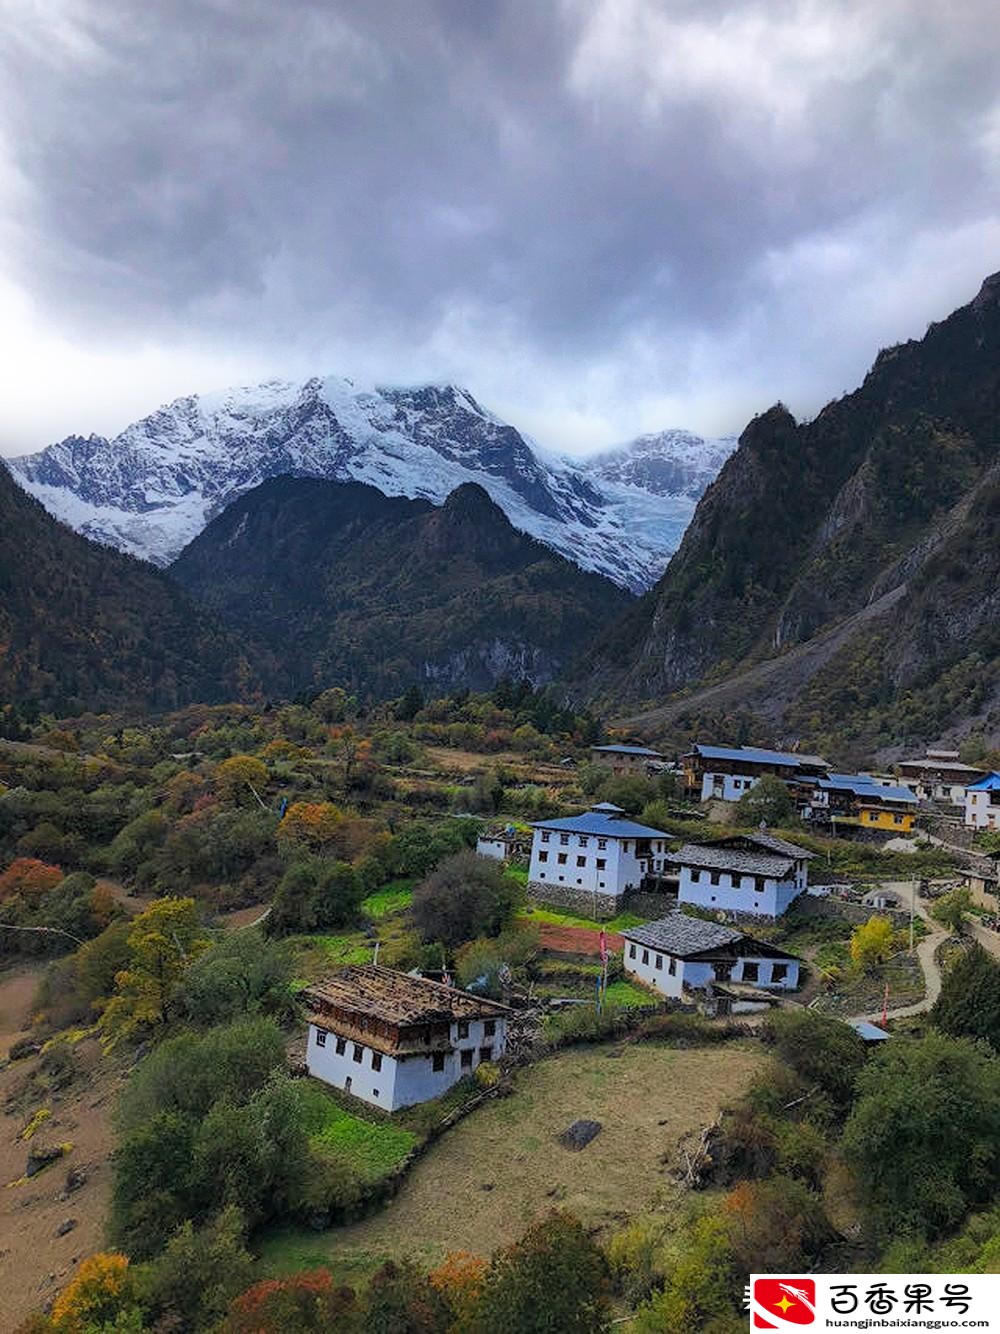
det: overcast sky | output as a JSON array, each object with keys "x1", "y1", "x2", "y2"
[{"x1": 2, "y1": 0, "x2": 999, "y2": 457}]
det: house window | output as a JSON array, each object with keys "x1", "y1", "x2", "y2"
[
  {"x1": 597, "y1": 838, "x2": 607, "y2": 850},
  {"x1": 373, "y1": 1089, "x2": 379, "y2": 1098},
  {"x1": 596, "y1": 858, "x2": 606, "y2": 870},
  {"x1": 629, "y1": 943, "x2": 636, "y2": 958},
  {"x1": 539, "y1": 872, "x2": 546, "y2": 879},
  {"x1": 538, "y1": 850, "x2": 548, "y2": 863},
  {"x1": 772, "y1": 963, "x2": 788, "y2": 982},
  {"x1": 691, "y1": 869, "x2": 701, "y2": 883},
  {"x1": 432, "y1": 1052, "x2": 445, "y2": 1072},
  {"x1": 715, "y1": 963, "x2": 732, "y2": 981},
  {"x1": 315, "y1": 1030, "x2": 327, "y2": 1047},
  {"x1": 742, "y1": 961, "x2": 759, "y2": 982},
  {"x1": 654, "y1": 954, "x2": 663, "y2": 971},
  {"x1": 710, "y1": 871, "x2": 721, "y2": 886},
  {"x1": 480, "y1": 1047, "x2": 493, "y2": 1063},
  {"x1": 484, "y1": 1020, "x2": 496, "y2": 1037},
  {"x1": 560, "y1": 834, "x2": 570, "y2": 846},
  {"x1": 668, "y1": 958, "x2": 676, "y2": 976},
  {"x1": 622, "y1": 842, "x2": 630, "y2": 852},
  {"x1": 541, "y1": 831, "x2": 550, "y2": 842},
  {"x1": 577, "y1": 855, "x2": 586, "y2": 867},
  {"x1": 353, "y1": 1043, "x2": 363, "y2": 1063},
  {"x1": 557, "y1": 853, "x2": 568, "y2": 865},
  {"x1": 642, "y1": 950, "x2": 649, "y2": 965},
  {"x1": 461, "y1": 1048, "x2": 473, "y2": 1068},
  {"x1": 894, "y1": 814, "x2": 904, "y2": 825},
  {"x1": 335, "y1": 1037, "x2": 346, "y2": 1055},
  {"x1": 458, "y1": 1020, "x2": 469, "y2": 1039},
  {"x1": 345, "y1": 1076, "x2": 352, "y2": 1093},
  {"x1": 371, "y1": 1052, "x2": 382, "y2": 1072},
  {"x1": 579, "y1": 836, "x2": 589, "y2": 847}
]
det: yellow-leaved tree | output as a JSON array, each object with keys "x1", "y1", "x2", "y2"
[
  {"x1": 849, "y1": 915, "x2": 894, "y2": 973},
  {"x1": 276, "y1": 801, "x2": 344, "y2": 853},
  {"x1": 98, "y1": 897, "x2": 211, "y2": 1047},
  {"x1": 49, "y1": 1252, "x2": 139, "y2": 1332},
  {"x1": 213, "y1": 754, "x2": 268, "y2": 804}
]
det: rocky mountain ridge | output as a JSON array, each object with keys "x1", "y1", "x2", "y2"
[{"x1": 10, "y1": 378, "x2": 734, "y2": 592}]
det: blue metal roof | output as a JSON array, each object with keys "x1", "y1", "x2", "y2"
[
  {"x1": 967, "y1": 772, "x2": 1000, "y2": 791},
  {"x1": 530, "y1": 812, "x2": 668, "y2": 839},
  {"x1": 695, "y1": 744, "x2": 828, "y2": 768},
  {"x1": 819, "y1": 774, "x2": 917, "y2": 804},
  {"x1": 591, "y1": 744, "x2": 663, "y2": 756},
  {"x1": 851, "y1": 1021, "x2": 890, "y2": 1042}
]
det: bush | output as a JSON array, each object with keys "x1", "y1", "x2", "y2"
[
  {"x1": 932, "y1": 943, "x2": 1000, "y2": 1051},
  {"x1": 179, "y1": 930, "x2": 295, "y2": 1027},
  {"x1": 842, "y1": 1032, "x2": 1000, "y2": 1238},
  {"x1": 761, "y1": 1009, "x2": 866, "y2": 1114},
  {"x1": 411, "y1": 850, "x2": 521, "y2": 948},
  {"x1": 734, "y1": 774, "x2": 795, "y2": 826},
  {"x1": 142, "y1": 1206, "x2": 254, "y2": 1331}
]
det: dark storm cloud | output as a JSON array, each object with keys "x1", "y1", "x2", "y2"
[{"x1": 2, "y1": 0, "x2": 1000, "y2": 450}]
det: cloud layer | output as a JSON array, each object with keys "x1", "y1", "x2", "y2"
[{"x1": 2, "y1": 0, "x2": 999, "y2": 453}]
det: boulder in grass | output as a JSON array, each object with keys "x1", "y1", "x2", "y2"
[{"x1": 557, "y1": 1119, "x2": 602, "y2": 1151}]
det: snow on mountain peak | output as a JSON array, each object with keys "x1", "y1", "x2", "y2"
[{"x1": 10, "y1": 379, "x2": 734, "y2": 592}]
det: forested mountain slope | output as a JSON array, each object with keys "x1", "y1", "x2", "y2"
[
  {"x1": 171, "y1": 476, "x2": 633, "y2": 698},
  {"x1": 577, "y1": 272, "x2": 1000, "y2": 757},
  {"x1": 0, "y1": 461, "x2": 256, "y2": 713}
]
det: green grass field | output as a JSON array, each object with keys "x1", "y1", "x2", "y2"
[
  {"x1": 360, "y1": 880, "x2": 415, "y2": 919},
  {"x1": 298, "y1": 1082, "x2": 416, "y2": 1182},
  {"x1": 519, "y1": 905, "x2": 646, "y2": 932}
]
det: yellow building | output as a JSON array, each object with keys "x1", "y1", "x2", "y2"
[{"x1": 858, "y1": 804, "x2": 915, "y2": 833}]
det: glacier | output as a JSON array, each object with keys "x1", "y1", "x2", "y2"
[{"x1": 9, "y1": 377, "x2": 735, "y2": 592}]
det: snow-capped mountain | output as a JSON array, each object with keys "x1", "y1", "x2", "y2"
[{"x1": 9, "y1": 378, "x2": 735, "y2": 592}]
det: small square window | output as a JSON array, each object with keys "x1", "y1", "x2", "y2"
[
  {"x1": 576, "y1": 855, "x2": 586, "y2": 867},
  {"x1": 579, "y1": 836, "x2": 589, "y2": 847},
  {"x1": 557, "y1": 852, "x2": 568, "y2": 865},
  {"x1": 596, "y1": 858, "x2": 606, "y2": 870},
  {"x1": 479, "y1": 1046, "x2": 493, "y2": 1063},
  {"x1": 710, "y1": 871, "x2": 721, "y2": 886},
  {"x1": 597, "y1": 838, "x2": 607, "y2": 850},
  {"x1": 461, "y1": 1048, "x2": 473, "y2": 1068},
  {"x1": 373, "y1": 1088, "x2": 379, "y2": 1098},
  {"x1": 315, "y1": 1030, "x2": 327, "y2": 1047},
  {"x1": 371, "y1": 1051, "x2": 382, "y2": 1072},
  {"x1": 484, "y1": 1019, "x2": 495, "y2": 1037},
  {"x1": 538, "y1": 850, "x2": 548, "y2": 863},
  {"x1": 432, "y1": 1052, "x2": 445, "y2": 1072},
  {"x1": 458, "y1": 1020, "x2": 469, "y2": 1039},
  {"x1": 335, "y1": 1037, "x2": 346, "y2": 1055},
  {"x1": 541, "y1": 831, "x2": 550, "y2": 842},
  {"x1": 691, "y1": 869, "x2": 701, "y2": 883},
  {"x1": 560, "y1": 833, "x2": 570, "y2": 846}
]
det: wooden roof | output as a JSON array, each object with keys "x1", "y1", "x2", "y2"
[{"x1": 302, "y1": 965, "x2": 510, "y2": 1028}]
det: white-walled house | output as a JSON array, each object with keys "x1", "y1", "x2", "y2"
[
  {"x1": 682, "y1": 744, "x2": 829, "y2": 804},
  {"x1": 965, "y1": 773, "x2": 1000, "y2": 830},
  {"x1": 303, "y1": 966, "x2": 510, "y2": 1112},
  {"x1": 622, "y1": 913, "x2": 801, "y2": 999},
  {"x1": 670, "y1": 832, "x2": 813, "y2": 919},
  {"x1": 528, "y1": 804, "x2": 670, "y2": 916}
]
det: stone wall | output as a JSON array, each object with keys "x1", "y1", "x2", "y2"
[
  {"x1": 528, "y1": 880, "x2": 621, "y2": 919},
  {"x1": 622, "y1": 891, "x2": 680, "y2": 919},
  {"x1": 793, "y1": 893, "x2": 911, "y2": 929}
]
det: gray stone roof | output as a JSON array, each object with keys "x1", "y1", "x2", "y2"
[
  {"x1": 726, "y1": 832, "x2": 814, "y2": 860},
  {"x1": 621, "y1": 913, "x2": 744, "y2": 956},
  {"x1": 669, "y1": 842, "x2": 795, "y2": 877}
]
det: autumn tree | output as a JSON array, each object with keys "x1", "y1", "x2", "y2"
[
  {"x1": 850, "y1": 915, "x2": 894, "y2": 972},
  {"x1": 722, "y1": 1177, "x2": 831, "y2": 1275},
  {"x1": 276, "y1": 801, "x2": 344, "y2": 854},
  {"x1": 48, "y1": 1252, "x2": 141, "y2": 1332},
  {"x1": 98, "y1": 897, "x2": 211, "y2": 1046},
  {"x1": 143, "y1": 1206, "x2": 254, "y2": 1330},
  {"x1": 214, "y1": 754, "x2": 268, "y2": 805},
  {"x1": 223, "y1": 1270, "x2": 361, "y2": 1333},
  {"x1": 0, "y1": 857, "x2": 63, "y2": 900}
]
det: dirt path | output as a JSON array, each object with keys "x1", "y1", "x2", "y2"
[{"x1": 845, "y1": 888, "x2": 947, "y2": 1025}]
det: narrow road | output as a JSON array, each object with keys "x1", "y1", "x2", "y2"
[{"x1": 846, "y1": 884, "x2": 947, "y2": 1025}]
